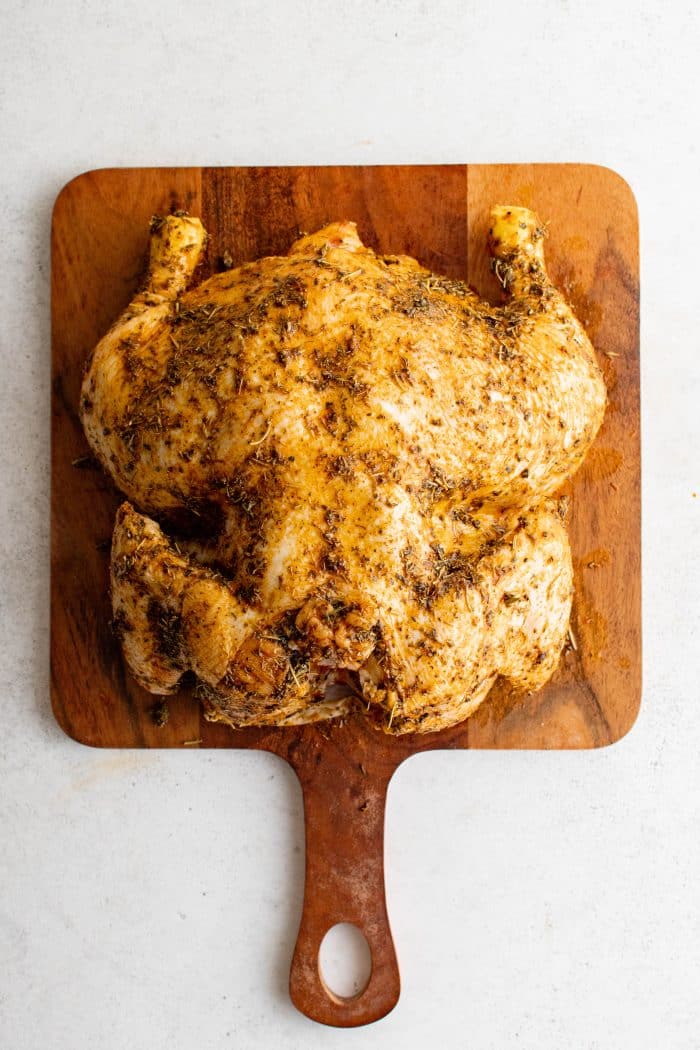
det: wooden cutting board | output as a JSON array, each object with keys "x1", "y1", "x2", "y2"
[{"x1": 51, "y1": 164, "x2": 640, "y2": 1027}]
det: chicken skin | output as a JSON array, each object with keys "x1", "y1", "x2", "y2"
[{"x1": 80, "y1": 207, "x2": 605, "y2": 733}]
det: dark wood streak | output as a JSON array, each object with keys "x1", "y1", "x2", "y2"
[
  {"x1": 52, "y1": 373, "x2": 82, "y2": 430},
  {"x1": 566, "y1": 648, "x2": 613, "y2": 746}
]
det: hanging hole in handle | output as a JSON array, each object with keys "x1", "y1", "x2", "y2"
[{"x1": 318, "y1": 923, "x2": 372, "y2": 1001}]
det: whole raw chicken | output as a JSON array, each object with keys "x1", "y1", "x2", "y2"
[{"x1": 80, "y1": 206, "x2": 605, "y2": 733}]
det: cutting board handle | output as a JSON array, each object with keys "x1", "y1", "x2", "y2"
[{"x1": 288, "y1": 742, "x2": 400, "y2": 1026}]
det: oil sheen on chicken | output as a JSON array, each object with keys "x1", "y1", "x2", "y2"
[{"x1": 80, "y1": 206, "x2": 606, "y2": 733}]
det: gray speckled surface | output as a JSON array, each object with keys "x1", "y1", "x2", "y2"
[{"x1": 1, "y1": 2, "x2": 699, "y2": 1047}]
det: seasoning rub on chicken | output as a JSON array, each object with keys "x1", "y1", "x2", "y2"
[{"x1": 80, "y1": 206, "x2": 606, "y2": 733}]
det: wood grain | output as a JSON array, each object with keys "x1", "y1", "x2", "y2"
[{"x1": 51, "y1": 165, "x2": 640, "y2": 1025}]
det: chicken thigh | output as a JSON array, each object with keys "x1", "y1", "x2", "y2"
[{"x1": 80, "y1": 206, "x2": 605, "y2": 733}]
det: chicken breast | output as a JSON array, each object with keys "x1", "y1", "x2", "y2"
[{"x1": 80, "y1": 206, "x2": 605, "y2": 733}]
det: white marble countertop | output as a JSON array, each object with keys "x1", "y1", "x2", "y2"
[{"x1": 1, "y1": 2, "x2": 699, "y2": 1047}]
